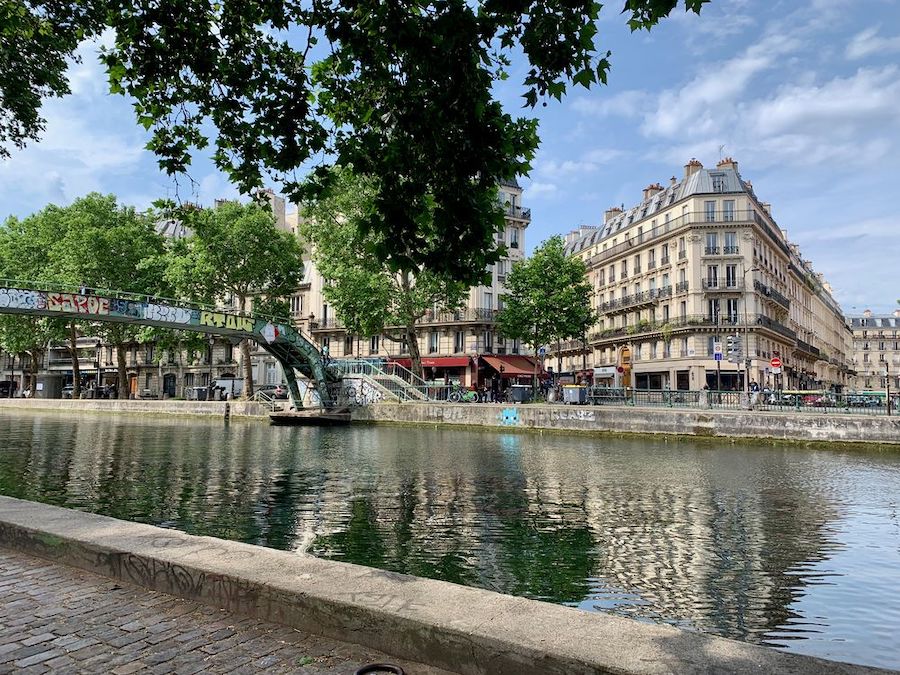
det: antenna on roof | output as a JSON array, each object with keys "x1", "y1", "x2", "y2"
[{"x1": 719, "y1": 144, "x2": 726, "y2": 160}]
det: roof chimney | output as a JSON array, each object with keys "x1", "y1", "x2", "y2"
[
  {"x1": 684, "y1": 158, "x2": 703, "y2": 179},
  {"x1": 894, "y1": 309, "x2": 900, "y2": 318},
  {"x1": 604, "y1": 206, "x2": 623, "y2": 224},
  {"x1": 863, "y1": 309, "x2": 873, "y2": 318},
  {"x1": 670, "y1": 176, "x2": 677, "y2": 186},
  {"x1": 761, "y1": 202, "x2": 772, "y2": 215},
  {"x1": 642, "y1": 183, "x2": 664, "y2": 200},
  {"x1": 717, "y1": 157, "x2": 737, "y2": 171}
]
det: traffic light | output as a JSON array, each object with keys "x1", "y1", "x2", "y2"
[{"x1": 726, "y1": 335, "x2": 743, "y2": 363}]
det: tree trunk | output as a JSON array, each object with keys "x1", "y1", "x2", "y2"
[
  {"x1": 406, "y1": 324, "x2": 422, "y2": 378},
  {"x1": 116, "y1": 343, "x2": 128, "y2": 399},
  {"x1": 69, "y1": 321, "x2": 81, "y2": 398},
  {"x1": 240, "y1": 338, "x2": 253, "y2": 398},
  {"x1": 29, "y1": 350, "x2": 40, "y2": 393},
  {"x1": 239, "y1": 294, "x2": 254, "y2": 398}
]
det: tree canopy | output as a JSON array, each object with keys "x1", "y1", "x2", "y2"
[
  {"x1": 2, "y1": 0, "x2": 709, "y2": 285},
  {"x1": 165, "y1": 200, "x2": 305, "y2": 394},
  {"x1": 496, "y1": 236, "x2": 595, "y2": 382},
  {"x1": 301, "y1": 168, "x2": 470, "y2": 375}
]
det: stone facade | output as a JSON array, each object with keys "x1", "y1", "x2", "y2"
[
  {"x1": 555, "y1": 158, "x2": 852, "y2": 391},
  {"x1": 848, "y1": 309, "x2": 900, "y2": 392}
]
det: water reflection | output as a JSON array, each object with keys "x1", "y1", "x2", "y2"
[{"x1": 1, "y1": 410, "x2": 899, "y2": 669}]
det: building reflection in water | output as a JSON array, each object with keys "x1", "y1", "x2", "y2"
[{"x1": 1, "y1": 410, "x2": 898, "y2": 668}]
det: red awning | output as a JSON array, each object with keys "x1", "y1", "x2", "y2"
[
  {"x1": 481, "y1": 355, "x2": 538, "y2": 376},
  {"x1": 421, "y1": 357, "x2": 472, "y2": 368}
]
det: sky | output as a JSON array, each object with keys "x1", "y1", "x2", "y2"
[{"x1": 1, "y1": 0, "x2": 898, "y2": 313}]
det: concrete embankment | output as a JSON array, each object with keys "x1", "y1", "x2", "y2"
[
  {"x1": 0, "y1": 496, "x2": 889, "y2": 675},
  {"x1": 0, "y1": 397, "x2": 269, "y2": 419},
  {"x1": 353, "y1": 402, "x2": 900, "y2": 446}
]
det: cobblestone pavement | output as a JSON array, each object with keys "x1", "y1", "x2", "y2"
[{"x1": 0, "y1": 547, "x2": 456, "y2": 675}]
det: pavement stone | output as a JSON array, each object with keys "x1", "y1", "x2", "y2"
[{"x1": 0, "y1": 546, "x2": 456, "y2": 674}]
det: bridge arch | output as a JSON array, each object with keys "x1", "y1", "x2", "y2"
[{"x1": 0, "y1": 282, "x2": 338, "y2": 408}]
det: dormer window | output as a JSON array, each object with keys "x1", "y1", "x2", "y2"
[{"x1": 711, "y1": 172, "x2": 727, "y2": 193}]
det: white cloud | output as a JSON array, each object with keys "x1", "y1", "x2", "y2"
[
  {"x1": 571, "y1": 90, "x2": 649, "y2": 118},
  {"x1": 524, "y1": 182, "x2": 558, "y2": 199},
  {"x1": 846, "y1": 26, "x2": 900, "y2": 60},
  {"x1": 747, "y1": 66, "x2": 900, "y2": 137}
]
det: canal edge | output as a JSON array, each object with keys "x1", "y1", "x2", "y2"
[{"x1": 0, "y1": 496, "x2": 891, "y2": 675}]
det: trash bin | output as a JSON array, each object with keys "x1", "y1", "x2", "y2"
[
  {"x1": 508, "y1": 384, "x2": 533, "y2": 403},
  {"x1": 562, "y1": 385, "x2": 587, "y2": 405}
]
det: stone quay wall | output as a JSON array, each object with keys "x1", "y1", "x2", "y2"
[
  {"x1": 0, "y1": 496, "x2": 889, "y2": 675},
  {"x1": 0, "y1": 397, "x2": 269, "y2": 419},
  {"x1": 353, "y1": 403, "x2": 900, "y2": 446}
]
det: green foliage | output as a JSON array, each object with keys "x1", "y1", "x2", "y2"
[
  {"x1": 164, "y1": 200, "x2": 304, "y2": 310},
  {"x1": 497, "y1": 236, "x2": 595, "y2": 354},
  {"x1": 2, "y1": 1, "x2": 708, "y2": 284},
  {"x1": 301, "y1": 168, "x2": 469, "y2": 372}
]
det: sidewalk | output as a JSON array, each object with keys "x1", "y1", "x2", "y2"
[{"x1": 0, "y1": 547, "x2": 455, "y2": 675}]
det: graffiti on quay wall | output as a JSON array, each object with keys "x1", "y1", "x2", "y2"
[
  {"x1": 47, "y1": 292, "x2": 110, "y2": 315},
  {"x1": 0, "y1": 287, "x2": 266, "y2": 339},
  {"x1": 498, "y1": 407, "x2": 520, "y2": 426}
]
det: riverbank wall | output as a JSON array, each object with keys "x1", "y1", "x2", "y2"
[
  {"x1": 353, "y1": 402, "x2": 900, "y2": 446},
  {"x1": 2, "y1": 398, "x2": 898, "y2": 446},
  {"x1": 0, "y1": 496, "x2": 888, "y2": 675},
  {"x1": 0, "y1": 397, "x2": 268, "y2": 419}
]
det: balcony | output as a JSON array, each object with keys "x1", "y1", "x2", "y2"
[
  {"x1": 633, "y1": 265, "x2": 642, "y2": 274},
  {"x1": 311, "y1": 308, "x2": 499, "y2": 332},
  {"x1": 588, "y1": 313, "x2": 796, "y2": 345},
  {"x1": 723, "y1": 246, "x2": 740, "y2": 255},
  {"x1": 598, "y1": 288, "x2": 670, "y2": 314},
  {"x1": 586, "y1": 208, "x2": 783, "y2": 269},
  {"x1": 660, "y1": 255, "x2": 670, "y2": 265},
  {"x1": 702, "y1": 280, "x2": 742, "y2": 292},
  {"x1": 647, "y1": 260, "x2": 657, "y2": 270},
  {"x1": 794, "y1": 339, "x2": 821, "y2": 358},
  {"x1": 703, "y1": 246, "x2": 720, "y2": 255},
  {"x1": 503, "y1": 205, "x2": 531, "y2": 221},
  {"x1": 675, "y1": 281, "x2": 689, "y2": 293},
  {"x1": 678, "y1": 250, "x2": 687, "y2": 260},
  {"x1": 755, "y1": 314, "x2": 796, "y2": 341},
  {"x1": 754, "y1": 279, "x2": 791, "y2": 310}
]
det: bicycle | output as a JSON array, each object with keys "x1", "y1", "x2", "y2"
[{"x1": 448, "y1": 386, "x2": 478, "y2": 403}]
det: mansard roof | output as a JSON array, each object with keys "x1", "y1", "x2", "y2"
[{"x1": 563, "y1": 162, "x2": 754, "y2": 256}]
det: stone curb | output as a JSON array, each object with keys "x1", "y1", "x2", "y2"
[{"x1": 0, "y1": 497, "x2": 891, "y2": 675}]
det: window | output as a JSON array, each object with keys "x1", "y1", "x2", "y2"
[
  {"x1": 664, "y1": 213, "x2": 671, "y2": 230},
  {"x1": 662, "y1": 273, "x2": 670, "y2": 288},
  {"x1": 608, "y1": 264, "x2": 615, "y2": 282},
  {"x1": 679, "y1": 301, "x2": 686, "y2": 318},
  {"x1": 510, "y1": 228, "x2": 520, "y2": 248},
  {"x1": 484, "y1": 331, "x2": 494, "y2": 352},
  {"x1": 649, "y1": 277, "x2": 657, "y2": 292},
  {"x1": 344, "y1": 335, "x2": 354, "y2": 355},
  {"x1": 224, "y1": 343, "x2": 233, "y2": 362},
  {"x1": 454, "y1": 331, "x2": 465, "y2": 353},
  {"x1": 705, "y1": 232, "x2": 718, "y2": 254},
  {"x1": 184, "y1": 373, "x2": 194, "y2": 387},
  {"x1": 633, "y1": 254, "x2": 641, "y2": 272},
  {"x1": 322, "y1": 303, "x2": 329, "y2": 322},
  {"x1": 648, "y1": 249, "x2": 656, "y2": 267},
  {"x1": 369, "y1": 335, "x2": 380, "y2": 354},
  {"x1": 291, "y1": 295, "x2": 303, "y2": 316},
  {"x1": 706, "y1": 265, "x2": 719, "y2": 287},
  {"x1": 484, "y1": 292, "x2": 493, "y2": 310},
  {"x1": 681, "y1": 337, "x2": 689, "y2": 356},
  {"x1": 679, "y1": 268, "x2": 687, "y2": 284},
  {"x1": 726, "y1": 264, "x2": 737, "y2": 288},
  {"x1": 621, "y1": 261, "x2": 628, "y2": 278},
  {"x1": 661, "y1": 243, "x2": 669, "y2": 263},
  {"x1": 723, "y1": 200, "x2": 735, "y2": 222},
  {"x1": 650, "y1": 342, "x2": 657, "y2": 359},
  {"x1": 705, "y1": 200, "x2": 716, "y2": 222},
  {"x1": 637, "y1": 226, "x2": 643, "y2": 243},
  {"x1": 663, "y1": 304, "x2": 670, "y2": 321},
  {"x1": 429, "y1": 331, "x2": 438, "y2": 354},
  {"x1": 708, "y1": 336, "x2": 716, "y2": 355},
  {"x1": 145, "y1": 344, "x2": 155, "y2": 363},
  {"x1": 711, "y1": 173, "x2": 727, "y2": 192},
  {"x1": 598, "y1": 269, "x2": 606, "y2": 286},
  {"x1": 724, "y1": 231, "x2": 738, "y2": 253},
  {"x1": 726, "y1": 299, "x2": 739, "y2": 324},
  {"x1": 708, "y1": 299, "x2": 720, "y2": 322},
  {"x1": 321, "y1": 336, "x2": 331, "y2": 355},
  {"x1": 678, "y1": 236, "x2": 686, "y2": 259}
]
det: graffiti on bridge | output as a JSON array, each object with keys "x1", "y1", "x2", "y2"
[{"x1": 0, "y1": 286, "x2": 259, "y2": 337}]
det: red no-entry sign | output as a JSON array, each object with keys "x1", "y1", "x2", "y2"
[{"x1": 770, "y1": 357, "x2": 782, "y2": 369}]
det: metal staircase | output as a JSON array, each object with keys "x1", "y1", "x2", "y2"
[{"x1": 329, "y1": 359, "x2": 432, "y2": 402}]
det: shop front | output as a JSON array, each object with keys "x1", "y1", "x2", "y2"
[{"x1": 391, "y1": 356, "x2": 475, "y2": 387}]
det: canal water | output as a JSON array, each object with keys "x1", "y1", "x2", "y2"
[{"x1": 1, "y1": 410, "x2": 898, "y2": 669}]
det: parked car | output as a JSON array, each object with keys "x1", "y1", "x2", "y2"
[{"x1": 62, "y1": 385, "x2": 74, "y2": 399}]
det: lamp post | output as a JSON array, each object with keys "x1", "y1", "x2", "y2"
[
  {"x1": 742, "y1": 266, "x2": 760, "y2": 399},
  {"x1": 885, "y1": 363, "x2": 891, "y2": 417},
  {"x1": 207, "y1": 336, "x2": 215, "y2": 401}
]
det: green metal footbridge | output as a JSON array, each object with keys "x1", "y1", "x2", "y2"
[{"x1": 0, "y1": 280, "x2": 340, "y2": 408}]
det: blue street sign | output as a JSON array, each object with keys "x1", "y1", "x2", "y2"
[
  {"x1": 538, "y1": 347, "x2": 546, "y2": 357},
  {"x1": 714, "y1": 353, "x2": 723, "y2": 361}
]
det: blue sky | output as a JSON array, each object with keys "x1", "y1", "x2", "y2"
[{"x1": 1, "y1": 0, "x2": 898, "y2": 312}]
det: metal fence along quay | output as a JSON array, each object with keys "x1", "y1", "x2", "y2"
[{"x1": 402, "y1": 386, "x2": 897, "y2": 416}]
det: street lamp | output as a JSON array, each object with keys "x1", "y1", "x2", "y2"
[
  {"x1": 208, "y1": 336, "x2": 215, "y2": 401},
  {"x1": 742, "y1": 266, "x2": 760, "y2": 400}
]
